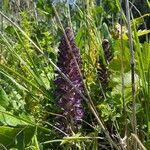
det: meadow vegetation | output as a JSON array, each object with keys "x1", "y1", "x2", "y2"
[{"x1": 0, "y1": 0, "x2": 150, "y2": 149}]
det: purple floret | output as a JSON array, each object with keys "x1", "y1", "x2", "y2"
[{"x1": 55, "y1": 27, "x2": 84, "y2": 133}]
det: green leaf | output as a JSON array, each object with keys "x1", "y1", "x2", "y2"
[
  {"x1": 16, "y1": 130, "x2": 25, "y2": 150},
  {"x1": 0, "y1": 126, "x2": 19, "y2": 148},
  {"x1": 0, "y1": 114, "x2": 25, "y2": 126},
  {"x1": 18, "y1": 126, "x2": 36, "y2": 148},
  {"x1": 0, "y1": 126, "x2": 36, "y2": 149},
  {"x1": 61, "y1": 133, "x2": 81, "y2": 145},
  {"x1": 0, "y1": 87, "x2": 10, "y2": 108},
  {"x1": 0, "y1": 111, "x2": 28, "y2": 126},
  {"x1": 131, "y1": 13, "x2": 150, "y2": 27},
  {"x1": 137, "y1": 29, "x2": 150, "y2": 37}
]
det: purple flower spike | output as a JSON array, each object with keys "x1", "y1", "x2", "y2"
[{"x1": 55, "y1": 27, "x2": 84, "y2": 133}]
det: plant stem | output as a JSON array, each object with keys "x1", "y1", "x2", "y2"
[
  {"x1": 119, "y1": 1, "x2": 128, "y2": 149},
  {"x1": 125, "y1": 0, "x2": 137, "y2": 149}
]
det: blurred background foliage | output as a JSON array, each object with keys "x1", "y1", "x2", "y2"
[{"x1": 0, "y1": 0, "x2": 150, "y2": 149}]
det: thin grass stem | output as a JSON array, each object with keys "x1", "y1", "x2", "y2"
[{"x1": 125, "y1": 0, "x2": 137, "y2": 149}]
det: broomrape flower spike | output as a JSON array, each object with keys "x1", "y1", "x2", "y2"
[{"x1": 55, "y1": 27, "x2": 84, "y2": 133}]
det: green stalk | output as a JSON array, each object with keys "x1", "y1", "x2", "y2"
[
  {"x1": 119, "y1": 1, "x2": 128, "y2": 149},
  {"x1": 125, "y1": 0, "x2": 137, "y2": 149}
]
